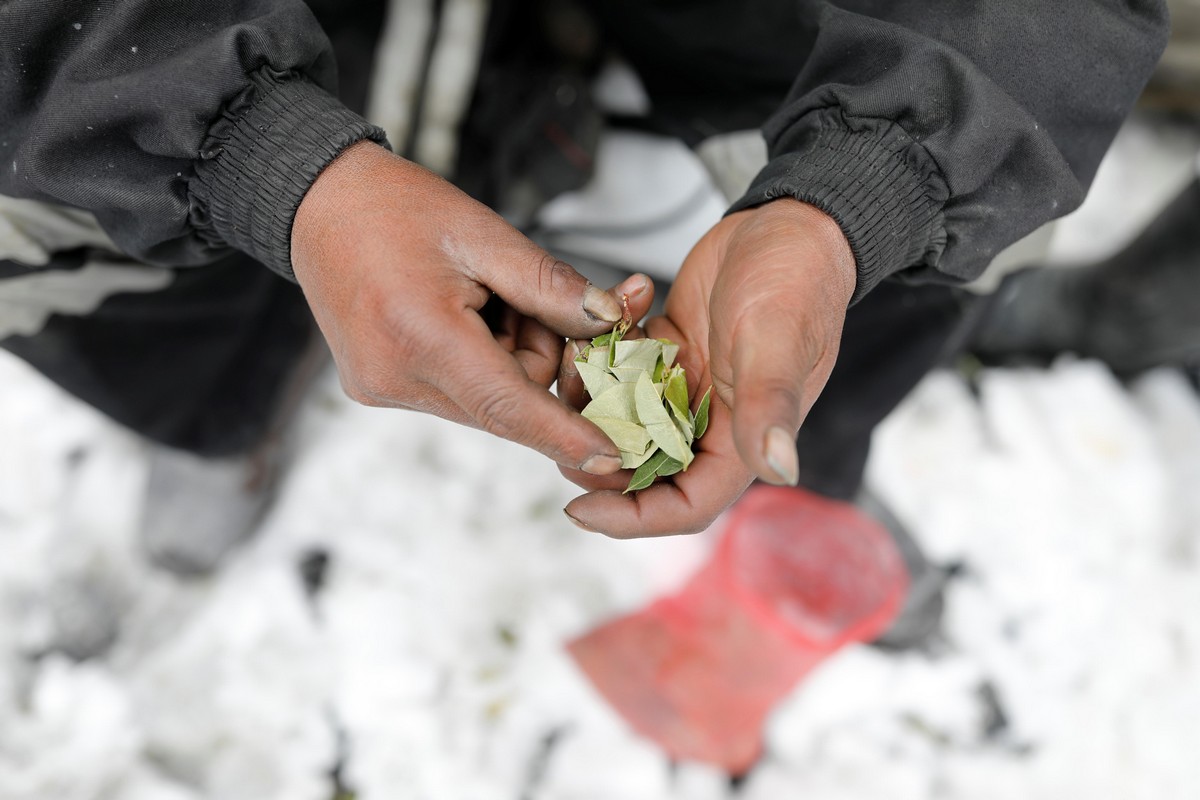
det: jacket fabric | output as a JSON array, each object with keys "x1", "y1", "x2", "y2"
[{"x1": 0, "y1": 0, "x2": 1170, "y2": 301}]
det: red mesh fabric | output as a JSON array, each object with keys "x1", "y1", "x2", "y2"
[{"x1": 567, "y1": 485, "x2": 909, "y2": 773}]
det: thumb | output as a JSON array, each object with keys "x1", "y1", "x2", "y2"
[
  {"x1": 727, "y1": 306, "x2": 842, "y2": 487},
  {"x1": 467, "y1": 238, "x2": 625, "y2": 339}
]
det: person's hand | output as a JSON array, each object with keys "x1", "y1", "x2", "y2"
[
  {"x1": 290, "y1": 140, "x2": 653, "y2": 475},
  {"x1": 558, "y1": 198, "x2": 856, "y2": 536}
]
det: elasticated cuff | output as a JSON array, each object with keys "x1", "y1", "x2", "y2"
[
  {"x1": 728, "y1": 121, "x2": 947, "y2": 304},
  {"x1": 189, "y1": 68, "x2": 389, "y2": 279}
]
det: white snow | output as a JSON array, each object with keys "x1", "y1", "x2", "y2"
[{"x1": 2, "y1": 341, "x2": 1198, "y2": 799}]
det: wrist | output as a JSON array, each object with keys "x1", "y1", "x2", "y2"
[
  {"x1": 190, "y1": 69, "x2": 389, "y2": 280},
  {"x1": 291, "y1": 140, "x2": 397, "y2": 285}
]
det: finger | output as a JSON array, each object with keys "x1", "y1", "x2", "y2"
[
  {"x1": 513, "y1": 315, "x2": 564, "y2": 388},
  {"x1": 480, "y1": 294, "x2": 518, "y2": 350},
  {"x1": 427, "y1": 309, "x2": 625, "y2": 475},
  {"x1": 618, "y1": 273, "x2": 655, "y2": 327},
  {"x1": 729, "y1": 308, "x2": 838, "y2": 488},
  {"x1": 558, "y1": 463, "x2": 632, "y2": 493},
  {"x1": 460, "y1": 238, "x2": 626, "y2": 339},
  {"x1": 562, "y1": 392, "x2": 753, "y2": 538},
  {"x1": 557, "y1": 338, "x2": 591, "y2": 410}
]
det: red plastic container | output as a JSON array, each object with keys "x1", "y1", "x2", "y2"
[{"x1": 568, "y1": 485, "x2": 909, "y2": 773}]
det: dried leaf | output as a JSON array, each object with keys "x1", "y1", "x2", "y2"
[
  {"x1": 621, "y1": 446, "x2": 658, "y2": 470},
  {"x1": 664, "y1": 368, "x2": 690, "y2": 424},
  {"x1": 610, "y1": 366, "x2": 648, "y2": 384},
  {"x1": 660, "y1": 341, "x2": 680, "y2": 369},
  {"x1": 576, "y1": 360, "x2": 618, "y2": 400},
  {"x1": 672, "y1": 407, "x2": 694, "y2": 445},
  {"x1": 586, "y1": 346, "x2": 609, "y2": 369},
  {"x1": 647, "y1": 421, "x2": 693, "y2": 467},
  {"x1": 636, "y1": 373, "x2": 692, "y2": 466},
  {"x1": 579, "y1": 324, "x2": 712, "y2": 492},
  {"x1": 693, "y1": 387, "x2": 712, "y2": 439},
  {"x1": 625, "y1": 450, "x2": 671, "y2": 493},
  {"x1": 582, "y1": 382, "x2": 638, "y2": 424},
  {"x1": 655, "y1": 456, "x2": 685, "y2": 478},
  {"x1": 634, "y1": 372, "x2": 673, "y2": 428},
  {"x1": 586, "y1": 416, "x2": 650, "y2": 454},
  {"x1": 613, "y1": 339, "x2": 662, "y2": 371}
]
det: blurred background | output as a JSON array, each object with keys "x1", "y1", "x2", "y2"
[{"x1": 2, "y1": 2, "x2": 1200, "y2": 799}]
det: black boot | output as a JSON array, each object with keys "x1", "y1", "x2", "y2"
[{"x1": 971, "y1": 177, "x2": 1200, "y2": 374}]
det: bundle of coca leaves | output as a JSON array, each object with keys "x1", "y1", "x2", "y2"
[{"x1": 575, "y1": 318, "x2": 711, "y2": 493}]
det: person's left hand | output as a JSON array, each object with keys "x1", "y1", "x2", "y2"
[{"x1": 557, "y1": 198, "x2": 857, "y2": 537}]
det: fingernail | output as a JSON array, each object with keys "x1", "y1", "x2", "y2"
[
  {"x1": 581, "y1": 454, "x2": 622, "y2": 475},
  {"x1": 625, "y1": 274, "x2": 649, "y2": 300},
  {"x1": 563, "y1": 509, "x2": 593, "y2": 531},
  {"x1": 583, "y1": 285, "x2": 623, "y2": 323},
  {"x1": 763, "y1": 426, "x2": 800, "y2": 486}
]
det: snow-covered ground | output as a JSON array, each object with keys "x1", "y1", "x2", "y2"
[{"x1": 2, "y1": 116, "x2": 1199, "y2": 799}]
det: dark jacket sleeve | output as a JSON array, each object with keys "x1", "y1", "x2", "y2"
[
  {"x1": 0, "y1": 0, "x2": 388, "y2": 277},
  {"x1": 727, "y1": 0, "x2": 1170, "y2": 302}
]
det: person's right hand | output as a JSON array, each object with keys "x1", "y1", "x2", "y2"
[{"x1": 290, "y1": 140, "x2": 652, "y2": 476}]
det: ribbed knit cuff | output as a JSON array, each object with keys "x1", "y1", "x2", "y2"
[
  {"x1": 190, "y1": 68, "x2": 389, "y2": 279},
  {"x1": 728, "y1": 121, "x2": 947, "y2": 304}
]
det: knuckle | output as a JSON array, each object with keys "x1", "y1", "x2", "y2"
[
  {"x1": 469, "y1": 384, "x2": 528, "y2": 442},
  {"x1": 337, "y1": 351, "x2": 403, "y2": 408},
  {"x1": 339, "y1": 373, "x2": 382, "y2": 407},
  {"x1": 747, "y1": 378, "x2": 803, "y2": 419},
  {"x1": 533, "y1": 252, "x2": 578, "y2": 296}
]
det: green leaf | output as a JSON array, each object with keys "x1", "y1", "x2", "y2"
[
  {"x1": 647, "y1": 421, "x2": 692, "y2": 467},
  {"x1": 672, "y1": 407, "x2": 694, "y2": 445},
  {"x1": 664, "y1": 368, "x2": 690, "y2": 425},
  {"x1": 693, "y1": 387, "x2": 712, "y2": 439},
  {"x1": 621, "y1": 446, "x2": 658, "y2": 470},
  {"x1": 610, "y1": 366, "x2": 648, "y2": 384},
  {"x1": 660, "y1": 342, "x2": 680, "y2": 369},
  {"x1": 586, "y1": 346, "x2": 609, "y2": 369},
  {"x1": 591, "y1": 332, "x2": 613, "y2": 348},
  {"x1": 635, "y1": 372, "x2": 691, "y2": 466},
  {"x1": 582, "y1": 382, "x2": 639, "y2": 424},
  {"x1": 655, "y1": 456, "x2": 685, "y2": 478},
  {"x1": 625, "y1": 450, "x2": 671, "y2": 493},
  {"x1": 613, "y1": 340, "x2": 662, "y2": 371},
  {"x1": 586, "y1": 416, "x2": 651, "y2": 454},
  {"x1": 576, "y1": 360, "x2": 618, "y2": 400},
  {"x1": 634, "y1": 372, "x2": 673, "y2": 427}
]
